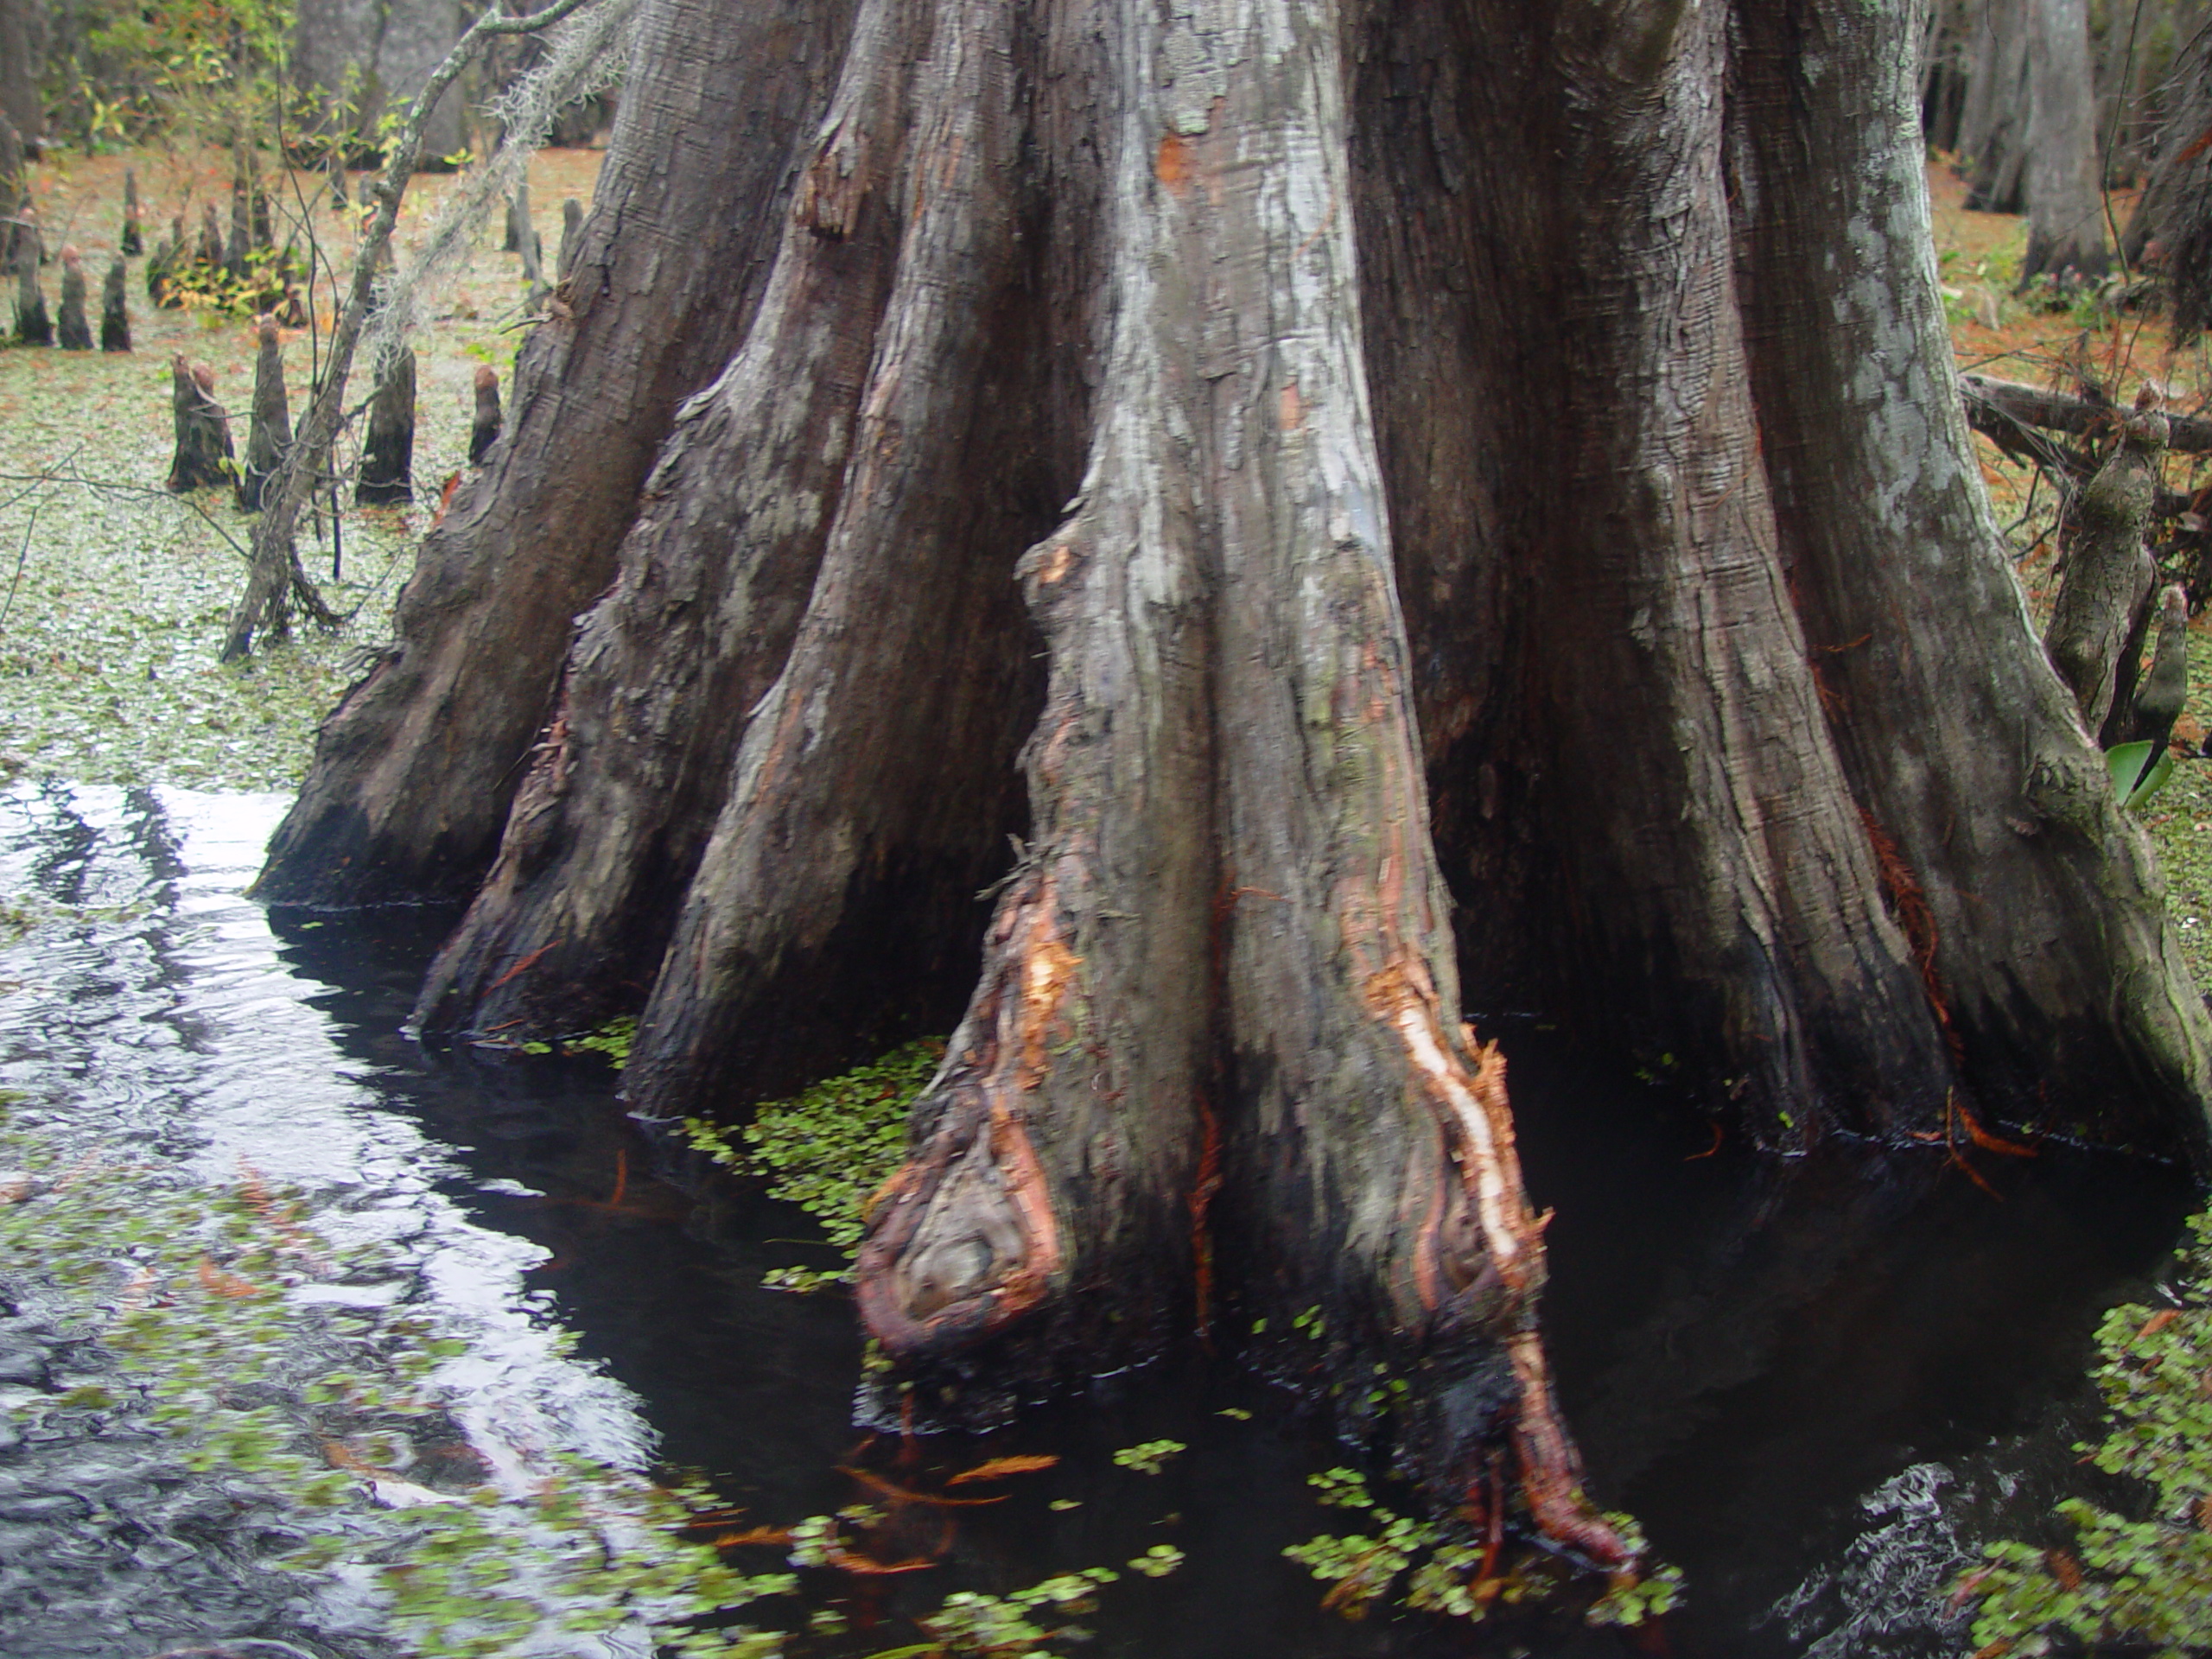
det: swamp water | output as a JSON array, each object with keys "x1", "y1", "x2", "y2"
[{"x1": 0, "y1": 781, "x2": 2195, "y2": 1659}]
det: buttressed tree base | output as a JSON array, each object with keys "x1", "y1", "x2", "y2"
[{"x1": 256, "y1": 0, "x2": 2212, "y2": 1561}]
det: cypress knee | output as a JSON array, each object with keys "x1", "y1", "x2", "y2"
[
  {"x1": 556, "y1": 197, "x2": 582, "y2": 280},
  {"x1": 356, "y1": 348, "x2": 416, "y2": 506},
  {"x1": 13, "y1": 234, "x2": 48, "y2": 346},
  {"x1": 2124, "y1": 583, "x2": 2192, "y2": 772},
  {"x1": 503, "y1": 181, "x2": 530, "y2": 253},
  {"x1": 120, "y1": 168, "x2": 142, "y2": 256},
  {"x1": 149, "y1": 214, "x2": 184, "y2": 306},
  {"x1": 100, "y1": 255, "x2": 129, "y2": 351},
  {"x1": 226, "y1": 156, "x2": 253, "y2": 283},
  {"x1": 54, "y1": 245, "x2": 90, "y2": 349},
  {"x1": 238, "y1": 316, "x2": 291, "y2": 512},
  {"x1": 468, "y1": 362, "x2": 502, "y2": 465},
  {"x1": 167, "y1": 357, "x2": 234, "y2": 493},
  {"x1": 198, "y1": 203, "x2": 224, "y2": 276},
  {"x1": 2047, "y1": 399, "x2": 2166, "y2": 731}
]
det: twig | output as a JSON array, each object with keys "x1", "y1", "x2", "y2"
[{"x1": 0, "y1": 503, "x2": 41, "y2": 637}]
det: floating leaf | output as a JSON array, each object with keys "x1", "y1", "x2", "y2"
[{"x1": 946, "y1": 1453, "x2": 1060, "y2": 1486}]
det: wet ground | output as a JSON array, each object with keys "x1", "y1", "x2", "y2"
[{"x1": 0, "y1": 781, "x2": 2196, "y2": 1658}]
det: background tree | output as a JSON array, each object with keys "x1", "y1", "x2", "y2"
[
  {"x1": 256, "y1": 0, "x2": 2212, "y2": 1548},
  {"x1": 0, "y1": 0, "x2": 42, "y2": 152}
]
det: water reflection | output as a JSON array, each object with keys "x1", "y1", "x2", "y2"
[{"x1": 0, "y1": 782, "x2": 2195, "y2": 1658}]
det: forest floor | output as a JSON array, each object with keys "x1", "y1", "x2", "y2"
[{"x1": 5, "y1": 148, "x2": 2212, "y2": 979}]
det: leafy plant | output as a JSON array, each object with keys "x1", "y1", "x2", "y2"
[
  {"x1": 680, "y1": 1037, "x2": 944, "y2": 1291},
  {"x1": 1962, "y1": 1210, "x2": 2212, "y2": 1655},
  {"x1": 2107, "y1": 738, "x2": 2178, "y2": 811},
  {"x1": 1109, "y1": 1439, "x2": 1186, "y2": 1476},
  {"x1": 1284, "y1": 1467, "x2": 1680, "y2": 1629}
]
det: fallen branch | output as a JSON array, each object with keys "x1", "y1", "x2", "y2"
[{"x1": 1960, "y1": 373, "x2": 2212, "y2": 454}]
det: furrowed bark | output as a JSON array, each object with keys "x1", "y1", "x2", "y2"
[
  {"x1": 1192, "y1": 0, "x2": 1617, "y2": 1552},
  {"x1": 413, "y1": 0, "x2": 957, "y2": 1041},
  {"x1": 617, "y1": 0, "x2": 1062, "y2": 1105},
  {"x1": 1732, "y1": 0, "x2": 2212, "y2": 1161},
  {"x1": 855, "y1": 0, "x2": 1624, "y2": 1559},
  {"x1": 855, "y1": 0, "x2": 1209, "y2": 1382},
  {"x1": 257, "y1": 0, "x2": 861, "y2": 905}
]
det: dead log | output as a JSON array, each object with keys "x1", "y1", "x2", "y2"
[
  {"x1": 167, "y1": 357, "x2": 235, "y2": 493},
  {"x1": 238, "y1": 317, "x2": 291, "y2": 512},
  {"x1": 468, "y1": 362, "x2": 501, "y2": 464},
  {"x1": 2047, "y1": 401, "x2": 2164, "y2": 729},
  {"x1": 120, "y1": 168, "x2": 142, "y2": 256},
  {"x1": 1960, "y1": 372, "x2": 2212, "y2": 454},
  {"x1": 356, "y1": 346, "x2": 416, "y2": 505},
  {"x1": 54, "y1": 245, "x2": 90, "y2": 349},
  {"x1": 100, "y1": 255, "x2": 128, "y2": 352}
]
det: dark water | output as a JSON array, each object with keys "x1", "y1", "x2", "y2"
[{"x1": 0, "y1": 782, "x2": 2196, "y2": 1658}]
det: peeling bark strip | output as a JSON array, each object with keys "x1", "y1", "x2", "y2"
[{"x1": 260, "y1": 0, "x2": 2212, "y2": 1560}]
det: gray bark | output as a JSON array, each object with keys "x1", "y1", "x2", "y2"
[{"x1": 0, "y1": 0, "x2": 41, "y2": 152}]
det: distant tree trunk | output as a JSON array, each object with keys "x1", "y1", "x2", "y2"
[
  {"x1": 119, "y1": 167, "x2": 141, "y2": 256},
  {"x1": 2019, "y1": 0, "x2": 2112, "y2": 284},
  {"x1": 257, "y1": 0, "x2": 2212, "y2": 1556},
  {"x1": 294, "y1": 0, "x2": 468, "y2": 162},
  {"x1": 1961, "y1": 0, "x2": 2031, "y2": 211},
  {"x1": 0, "y1": 0, "x2": 41, "y2": 153},
  {"x1": 2126, "y1": 22, "x2": 2212, "y2": 333}
]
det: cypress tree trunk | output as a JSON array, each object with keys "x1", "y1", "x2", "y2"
[
  {"x1": 2019, "y1": 0, "x2": 2111, "y2": 285},
  {"x1": 257, "y1": 0, "x2": 2212, "y2": 1548}
]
